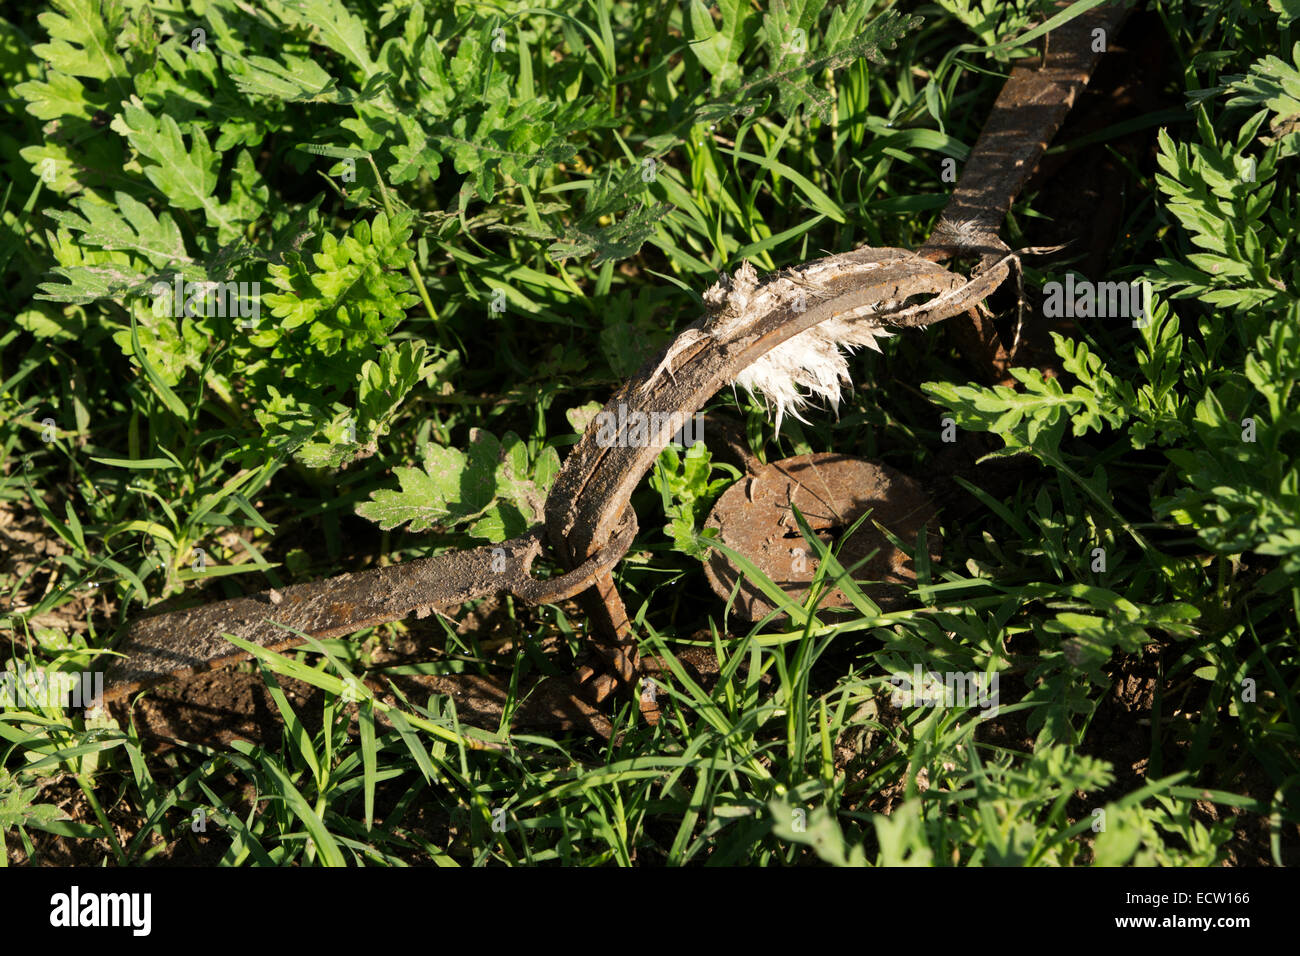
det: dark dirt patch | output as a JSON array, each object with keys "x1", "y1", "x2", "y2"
[{"x1": 0, "y1": 499, "x2": 119, "y2": 644}]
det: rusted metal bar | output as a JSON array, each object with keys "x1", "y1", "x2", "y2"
[{"x1": 922, "y1": 0, "x2": 1133, "y2": 267}]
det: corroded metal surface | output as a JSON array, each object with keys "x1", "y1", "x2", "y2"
[
  {"x1": 103, "y1": 510, "x2": 636, "y2": 703},
  {"x1": 702, "y1": 453, "x2": 942, "y2": 620},
  {"x1": 921, "y1": 0, "x2": 1134, "y2": 268}
]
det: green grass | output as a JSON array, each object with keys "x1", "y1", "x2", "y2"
[{"x1": 1, "y1": 0, "x2": 1296, "y2": 865}]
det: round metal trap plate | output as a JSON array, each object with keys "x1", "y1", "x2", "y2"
[{"x1": 702, "y1": 453, "x2": 942, "y2": 621}]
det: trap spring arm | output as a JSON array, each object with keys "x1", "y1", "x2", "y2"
[
  {"x1": 921, "y1": 0, "x2": 1134, "y2": 268},
  {"x1": 102, "y1": 511, "x2": 636, "y2": 702}
]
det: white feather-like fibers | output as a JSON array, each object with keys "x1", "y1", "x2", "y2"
[
  {"x1": 703, "y1": 260, "x2": 893, "y2": 434},
  {"x1": 733, "y1": 317, "x2": 891, "y2": 434}
]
